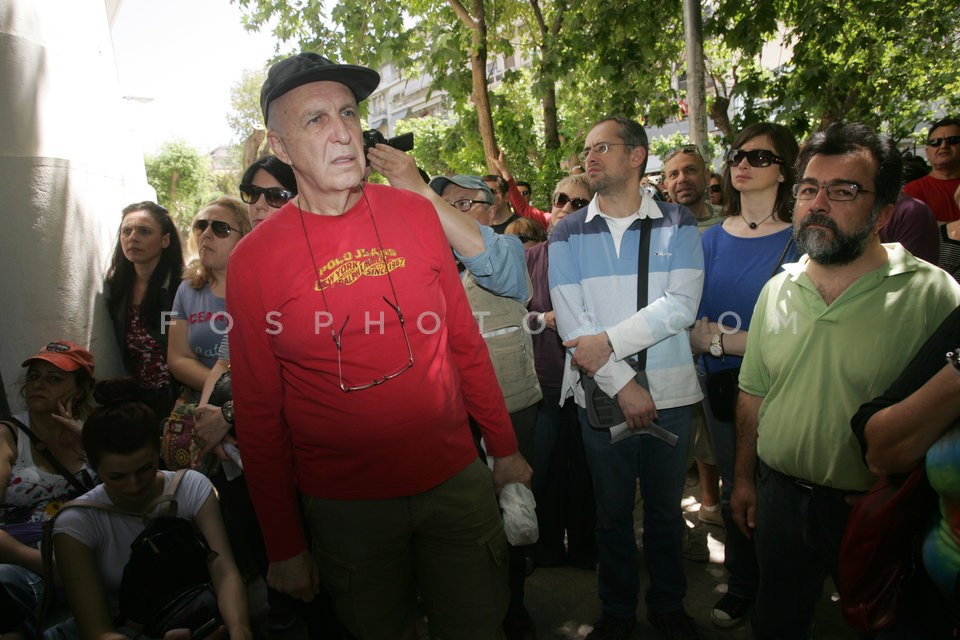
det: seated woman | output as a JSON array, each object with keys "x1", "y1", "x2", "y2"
[
  {"x1": 0, "y1": 341, "x2": 96, "y2": 638},
  {"x1": 104, "y1": 201, "x2": 184, "y2": 417},
  {"x1": 49, "y1": 377, "x2": 251, "y2": 640},
  {"x1": 852, "y1": 304, "x2": 960, "y2": 638}
]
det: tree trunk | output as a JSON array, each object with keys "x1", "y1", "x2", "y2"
[
  {"x1": 242, "y1": 129, "x2": 266, "y2": 171},
  {"x1": 542, "y1": 80, "x2": 560, "y2": 150},
  {"x1": 467, "y1": 0, "x2": 497, "y2": 173},
  {"x1": 709, "y1": 95, "x2": 732, "y2": 139}
]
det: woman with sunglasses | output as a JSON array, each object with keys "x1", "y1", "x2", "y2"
[
  {"x1": 688, "y1": 122, "x2": 800, "y2": 629},
  {"x1": 104, "y1": 201, "x2": 184, "y2": 416},
  {"x1": 526, "y1": 173, "x2": 599, "y2": 571},
  {"x1": 238, "y1": 155, "x2": 297, "y2": 227},
  {"x1": 167, "y1": 197, "x2": 251, "y2": 395}
]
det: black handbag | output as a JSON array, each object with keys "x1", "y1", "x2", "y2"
[{"x1": 704, "y1": 367, "x2": 740, "y2": 423}]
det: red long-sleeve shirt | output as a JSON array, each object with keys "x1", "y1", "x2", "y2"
[{"x1": 226, "y1": 183, "x2": 517, "y2": 561}]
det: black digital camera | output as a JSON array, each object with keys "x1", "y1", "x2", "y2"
[{"x1": 362, "y1": 130, "x2": 414, "y2": 162}]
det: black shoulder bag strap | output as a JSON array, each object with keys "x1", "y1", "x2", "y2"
[
  {"x1": 634, "y1": 215, "x2": 653, "y2": 371},
  {"x1": 771, "y1": 236, "x2": 794, "y2": 278},
  {"x1": 2, "y1": 416, "x2": 91, "y2": 494}
]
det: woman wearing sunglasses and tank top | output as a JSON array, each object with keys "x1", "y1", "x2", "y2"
[
  {"x1": 688, "y1": 122, "x2": 801, "y2": 629},
  {"x1": 167, "y1": 197, "x2": 252, "y2": 397}
]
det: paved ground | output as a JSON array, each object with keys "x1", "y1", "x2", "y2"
[{"x1": 265, "y1": 471, "x2": 858, "y2": 639}]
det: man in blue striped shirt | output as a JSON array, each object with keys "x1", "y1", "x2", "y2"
[{"x1": 549, "y1": 115, "x2": 705, "y2": 640}]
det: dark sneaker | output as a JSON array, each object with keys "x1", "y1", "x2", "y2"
[
  {"x1": 710, "y1": 593, "x2": 752, "y2": 628},
  {"x1": 647, "y1": 608, "x2": 700, "y2": 640},
  {"x1": 502, "y1": 602, "x2": 537, "y2": 640},
  {"x1": 585, "y1": 614, "x2": 637, "y2": 640}
]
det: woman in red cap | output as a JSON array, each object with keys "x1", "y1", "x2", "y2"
[{"x1": 0, "y1": 340, "x2": 97, "y2": 637}]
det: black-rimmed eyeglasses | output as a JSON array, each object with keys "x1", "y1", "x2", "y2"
[
  {"x1": 792, "y1": 180, "x2": 874, "y2": 202},
  {"x1": 726, "y1": 149, "x2": 784, "y2": 168},
  {"x1": 239, "y1": 184, "x2": 295, "y2": 208},
  {"x1": 193, "y1": 219, "x2": 243, "y2": 238},
  {"x1": 449, "y1": 199, "x2": 493, "y2": 212}
]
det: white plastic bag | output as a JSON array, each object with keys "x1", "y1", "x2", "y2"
[{"x1": 499, "y1": 483, "x2": 539, "y2": 546}]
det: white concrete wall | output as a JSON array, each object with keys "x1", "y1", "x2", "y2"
[{"x1": 0, "y1": 0, "x2": 152, "y2": 410}]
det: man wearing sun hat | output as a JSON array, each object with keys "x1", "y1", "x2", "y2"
[
  {"x1": 227, "y1": 52, "x2": 531, "y2": 639},
  {"x1": 428, "y1": 172, "x2": 541, "y2": 638}
]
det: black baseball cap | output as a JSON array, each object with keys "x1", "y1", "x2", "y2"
[{"x1": 260, "y1": 52, "x2": 381, "y2": 123}]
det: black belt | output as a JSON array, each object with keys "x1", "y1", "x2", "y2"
[{"x1": 761, "y1": 460, "x2": 863, "y2": 500}]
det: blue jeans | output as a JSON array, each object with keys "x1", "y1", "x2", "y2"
[
  {"x1": 698, "y1": 366, "x2": 758, "y2": 599},
  {"x1": 580, "y1": 404, "x2": 693, "y2": 618},
  {"x1": 752, "y1": 461, "x2": 854, "y2": 640},
  {"x1": 0, "y1": 564, "x2": 42, "y2": 635}
]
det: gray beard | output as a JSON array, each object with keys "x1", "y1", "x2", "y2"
[{"x1": 795, "y1": 207, "x2": 879, "y2": 266}]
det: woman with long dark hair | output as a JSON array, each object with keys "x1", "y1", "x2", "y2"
[
  {"x1": 105, "y1": 201, "x2": 184, "y2": 415},
  {"x1": 689, "y1": 122, "x2": 800, "y2": 629}
]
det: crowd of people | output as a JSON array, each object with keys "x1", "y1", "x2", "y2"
[{"x1": 1, "y1": 49, "x2": 959, "y2": 640}]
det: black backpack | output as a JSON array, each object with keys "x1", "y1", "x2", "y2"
[{"x1": 44, "y1": 470, "x2": 222, "y2": 637}]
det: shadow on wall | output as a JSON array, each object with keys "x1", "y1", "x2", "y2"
[{"x1": 0, "y1": 1, "x2": 127, "y2": 410}]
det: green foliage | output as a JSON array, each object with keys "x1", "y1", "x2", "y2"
[
  {"x1": 228, "y1": 68, "x2": 268, "y2": 140},
  {"x1": 712, "y1": 0, "x2": 960, "y2": 140},
  {"x1": 144, "y1": 141, "x2": 218, "y2": 231},
  {"x1": 225, "y1": 0, "x2": 960, "y2": 186}
]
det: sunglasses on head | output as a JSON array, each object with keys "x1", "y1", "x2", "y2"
[
  {"x1": 927, "y1": 135, "x2": 960, "y2": 148},
  {"x1": 239, "y1": 184, "x2": 295, "y2": 208},
  {"x1": 553, "y1": 192, "x2": 590, "y2": 210},
  {"x1": 192, "y1": 219, "x2": 242, "y2": 238},
  {"x1": 726, "y1": 149, "x2": 785, "y2": 168}
]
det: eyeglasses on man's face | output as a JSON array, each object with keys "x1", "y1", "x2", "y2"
[
  {"x1": 579, "y1": 142, "x2": 635, "y2": 162},
  {"x1": 192, "y1": 219, "x2": 243, "y2": 238},
  {"x1": 518, "y1": 189, "x2": 531, "y2": 198},
  {"x1": 448, "y1": 198, "x2": 493, "y2": 212},
  {"x1": 927, "y1": 135, "x2": 960, "y2": 148},
  {"x1": 239, "y1": 184, "x2": 295, "y2": 208},
  {"x1": 726, "y1": 149, "x2": 784, "y2": 168},
  {"x1": 792, "y1": 180, "x2": 874, "y2": 202},
  {"x1": 553, "y1": 192, "x2": 590, "y2": 210},
  {"x1": 333, "y1": 296, "x2": 414, "y2": 392}
]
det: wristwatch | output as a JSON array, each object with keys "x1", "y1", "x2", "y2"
[
  {"x1": 221, "y1": 400, "x2": 235, "y2": 424},
  {"x1": 709, "y1": 333, "x2": 724, "y2": 358}
]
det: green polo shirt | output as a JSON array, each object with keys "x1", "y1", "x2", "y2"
[{"x1": 739, "y1": 244, "x2": 960, "y2": 491}]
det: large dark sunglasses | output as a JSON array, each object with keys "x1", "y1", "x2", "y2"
[
  {"x1": 192, "y1": 219, "x2": 243, "y2": 238},
  {"x1": 726, "y1": 149, "x2": 785, "y2": 168},
  {"x1": 553, "y1": 192, "x2": 590, "y2": 210},
  {"x1": 927, "y1": 135, "x2": 960, "y2": 148},
  {"x1": 709, "y1": 184, "x2": 723, "y2": 193},
  {"x1": 239, "y1": 184, "x2": 294, "y2": 208}
]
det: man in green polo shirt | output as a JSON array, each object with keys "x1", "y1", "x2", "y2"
[{"x1": 730, "y1": 122, "x2": 960, "y2": 640}]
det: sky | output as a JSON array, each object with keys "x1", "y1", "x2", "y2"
[{"x1": 110, "y1": 0, "x2": 281, "y2": 154}]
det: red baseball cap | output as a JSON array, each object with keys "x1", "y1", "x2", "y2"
[{"x1": 22, "y1": 341, "x2": 95, "y2": 377}]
